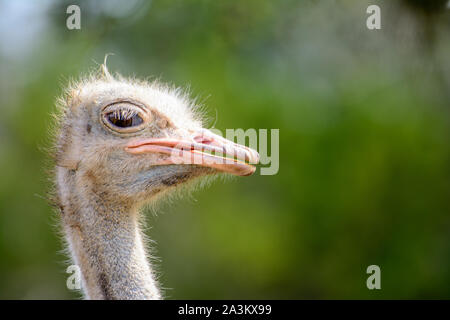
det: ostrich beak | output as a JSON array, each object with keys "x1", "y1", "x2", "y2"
[{"x1": 125, "y1": 129, "x2": 259, "y2": 176}]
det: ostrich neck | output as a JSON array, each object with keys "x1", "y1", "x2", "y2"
[{"x1": 58, "y1": 170, "x2": 160, "y2": 300}]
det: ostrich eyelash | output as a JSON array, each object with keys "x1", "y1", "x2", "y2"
[{"x1": 110, "y1": 108, "x2": 138, "y2": 120}]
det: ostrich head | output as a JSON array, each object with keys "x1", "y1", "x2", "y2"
[{"x1": 53, "y1": 66, "x2": 259, "y2": 300}]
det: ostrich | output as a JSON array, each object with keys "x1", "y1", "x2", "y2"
[{"x1": 51, "y1": 65, "x2": 259, "y2": 300}]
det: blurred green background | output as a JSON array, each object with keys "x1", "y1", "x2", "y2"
[{"x1": 0, "y1": 0, "x2": 449, "y2": 299}]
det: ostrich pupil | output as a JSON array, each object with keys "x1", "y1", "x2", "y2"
[{"x1": 107, "y1": 111, "x2": 143, "y2": 128}]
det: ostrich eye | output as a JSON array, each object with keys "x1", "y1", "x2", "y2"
[
  {"x1": 106, "y1": 111, "x2": 143, "y2": 128},
  {"x1": 101, "y1": 102, "x2": 149, "y2": 133}
]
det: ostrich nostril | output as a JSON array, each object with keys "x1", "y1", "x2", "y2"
[{"x1": 193, "y1": 135, "x2": 213, "y2": 144}]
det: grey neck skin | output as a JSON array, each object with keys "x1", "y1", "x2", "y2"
[{"x1": 59, "y1": 171, "x2": 160, "y2": 300}]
